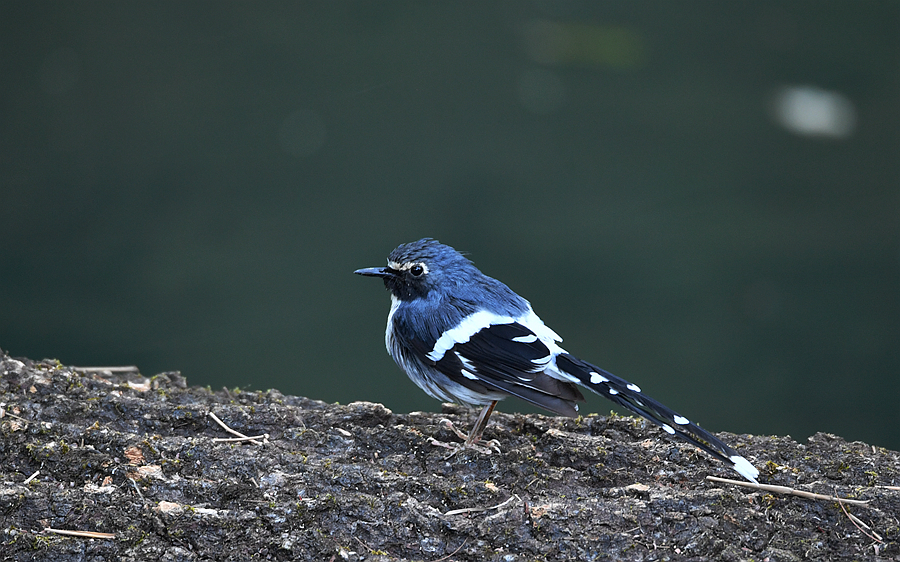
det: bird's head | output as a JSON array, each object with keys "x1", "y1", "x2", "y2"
[{"x1": 354, "y1": 238, "x2": 473, "y2": 301}]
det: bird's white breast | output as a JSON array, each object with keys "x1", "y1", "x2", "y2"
[{"x1": 385, "y1": 294, "x2": 401, "y2": 353}]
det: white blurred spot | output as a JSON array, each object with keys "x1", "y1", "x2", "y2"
[
  {"x1": 772, "y1": 85, "x2": 856, "y2": 139},
  {"x1": 279, "y1": 109, "x2": 326, "y2": 156},
  {"x1": 673, "y1": 415, "x2": 689, "y2": 425},
  {"x1": 517, "y1": 68, "x2": 566, "y2": 114},
  {"x1": 661, "y1": 424, "x2": 675, "y2": 435},
  {"x1": 626, "y1": 383, "x2": 641, "y2": 393},
  {"x1": 589, "y1": 371, "x2": 608, "y2": 385}
]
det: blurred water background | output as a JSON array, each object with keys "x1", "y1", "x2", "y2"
[{"x1": 2, "y1": 3, "x2": 898, "y2": 450}]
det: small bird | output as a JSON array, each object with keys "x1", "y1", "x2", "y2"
[{"x1": 355, "y1": 238, "x2": 758, "y2": 483}]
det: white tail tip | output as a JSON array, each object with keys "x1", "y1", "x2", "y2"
[{"x1": 730, "y1": 455, "x2": 759, "y2": 483}]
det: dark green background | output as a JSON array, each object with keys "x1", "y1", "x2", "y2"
[{"x1": 3, "y1": 3, "x2": 898, "y2": 450}]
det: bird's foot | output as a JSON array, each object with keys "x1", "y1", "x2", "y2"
[{"x1": 428, "y1": 419, "x2": 500, "y2": 456}]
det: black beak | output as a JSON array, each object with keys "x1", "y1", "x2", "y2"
[{"x1": 354, "y1": 267, "x2": 395, "y2": 278}]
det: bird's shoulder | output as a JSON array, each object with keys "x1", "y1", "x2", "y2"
[
  {"x1": 391, "y1": 294, "x2": 476, "y2": 343},
  {"x1": 393, "y1": 296, "x2": 562, "y2": 363},
  {"x1": 390, "y1": 268, "x2": 553, "y2": 355}
]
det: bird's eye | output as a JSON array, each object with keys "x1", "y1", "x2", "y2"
[{"x1": 410, "y1": 264, "x2": 424, "y2": 277}]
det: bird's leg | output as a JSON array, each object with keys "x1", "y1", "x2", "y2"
[
  {"x1": 430, "y1": 401, "x2": 501, "y2": 455},
  {"x1": 465, "y1": 400, "x2": 497, "y2": 447}
]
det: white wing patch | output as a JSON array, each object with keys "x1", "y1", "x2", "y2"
[
  {"x1": 517, "y1": 309, "x2": 564, "y2": 346},
  {"x1": 427, "y1": 310, "x2": 515, "y2": 362},
  {"x1": 455, "y1": 351, "x2": 479, "y2": 380},
  {"x1": 531, "y1": 355, "x2": 552, "y2": 366},
  {"x1": 427, "y1": 306, "x2": 563, "y2": 363}
]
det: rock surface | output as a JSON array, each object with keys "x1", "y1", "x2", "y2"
[{"x1": 1, "y1": 351, "x2": 898, "y2": 561}]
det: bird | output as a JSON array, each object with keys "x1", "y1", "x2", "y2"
[{"x1": 355, "y1": 238, "x2": 759, "y2": 483}]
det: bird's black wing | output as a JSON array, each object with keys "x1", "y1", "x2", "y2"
[{"x1": 427, "y1": 321, "x2": 586, "y2": 416}]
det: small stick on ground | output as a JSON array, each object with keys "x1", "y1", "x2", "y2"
[
  {"x1": 432, "y1": 538, "x2": 468, "y2": 562},
  {"x1": 208, "y1": 411, "x2": 268, "y2": 445},
  {"x1": 1, "y1": 406, "x2": 30, "y2": 423},
  {"x1": 443, "y1": 494, "x2": 519, "y2": 516},
  {"x1": 706, "y1": 476, "x2": 869, "y2": 506},
  {"x1": 837, "y1": 500, "x2": 883, "y2": 543},
  {"x1": 128, "y1": 477, "x2": 145, "y2": 503},
  {"x1": 43, "y1": 528, "x2": 116, "y2": 539},
  {"x1": 22, "y1": 470, "x2": 39, "y2": 485},
  {"x1": 73, "y1": 366, "x2": 140, "y2": 373}
]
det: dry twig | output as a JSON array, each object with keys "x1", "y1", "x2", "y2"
[
  {"x1": 208, "y1": 411, "x2": 268, "y2": 445},
  {"x1": 22, "y1": 470, "x2": 39, "y2": 485},
  {"x1": 706, "y1": 476, "x2": 869, "y2": 506},
  {"x1": 73, "y1": 366, "x2": 139, "y2": 373},
  {"x1": 0, "y1": 406, "x2": 30, "y2": 423},
  {"x1": 432, "y1": 538, "x2": 468, "y2": 562},
  {"x1": 443, "y1": 494, "x2": 519, "y2": 516},
  {"x1": 43, "y1": 528, "x2": 116, "y2": 539},
  {"x1": 837, "y1": 500, "x2": 883, "y2": 543}
]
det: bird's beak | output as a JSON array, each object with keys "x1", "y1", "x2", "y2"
[{"x1": 354, "y1": 267, "x2": 395, "y2": 278}]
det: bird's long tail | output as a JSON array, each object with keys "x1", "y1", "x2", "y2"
[{"x1": 555, "y1": 353, "x2": 758, "y2": 483}]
